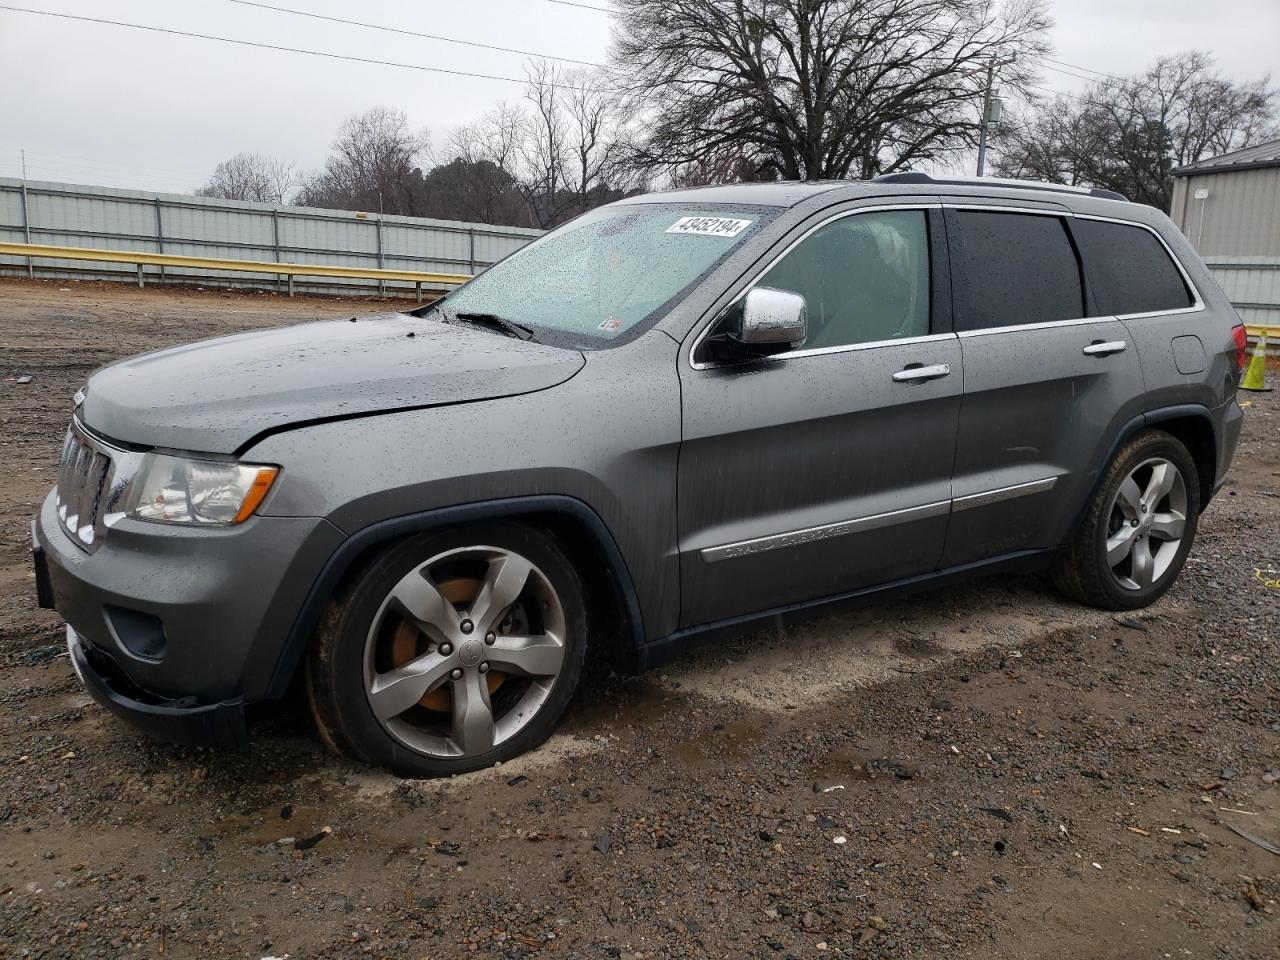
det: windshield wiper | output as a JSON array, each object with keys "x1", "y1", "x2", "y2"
[{"x1": 447, "y1": 311, "x2": 536, "y2": 341}]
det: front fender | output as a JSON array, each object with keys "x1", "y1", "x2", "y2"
[{"x1": 258, "y1": 495, "x2": 647, "y2": 700}]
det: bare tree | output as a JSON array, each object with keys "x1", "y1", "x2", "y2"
[
  {"x1": 995, "y1": 52, "x2": 1277, "y2": 208},
  {"x1": 441, "y1": 63, "x2": 626, "y2": 229},
  {"x1": 563, "y1": 67, "x2": 629, "y2": 212},
  {"x1": 431, "y1": 104, "x2": 529, "y2": 224},
  {"x1": 611, "y1": 0, "x2": 1052, "y2": 182},
  {"x1": 296, "y1": 107, "x2": 430, "y2": 215},
  {"x1": 196, "y1": 153, "x2": 297, "y2": 203},
  {"x1": 515, "y1": 61, "x2": 576, "y2": 228}
]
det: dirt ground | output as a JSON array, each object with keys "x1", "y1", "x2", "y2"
[{"x1": 0, "y1": 277, "x2": 1277, "y2": 960}]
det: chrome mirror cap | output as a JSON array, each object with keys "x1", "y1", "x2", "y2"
[{"x1": 732, "y1": 286, "x2": 807, "y2": 349}]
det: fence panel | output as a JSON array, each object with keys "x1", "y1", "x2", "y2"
[
  {"x1": 0, "y1": 178, "x2": 543, "y2": 297},
  {"x1": 1204, "y1": 258, "x2": 1280, "y2": 349}
]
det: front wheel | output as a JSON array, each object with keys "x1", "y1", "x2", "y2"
[
  {"x1": 306, "y1": 522, "x2": 588, "y2": 777},
  {"x1": 1053, "y1": 429, "x2": 1200, "y2": 610}
]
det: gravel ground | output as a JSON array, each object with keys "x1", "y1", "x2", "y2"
[{"x1": 0, "y1": 277, "x2": 1277, "y2": 960}]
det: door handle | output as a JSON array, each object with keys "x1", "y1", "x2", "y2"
[
  {"x1": 1083, "y1": 340, "x2": 1127, "y2": 357},
  {"x1": 892, "y1": 363, "x2": 951, "y2": 383}
]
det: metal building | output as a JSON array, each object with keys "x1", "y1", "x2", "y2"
[{"x1": 1171, "y1": 138, "x2": 1280, "y2": 336}]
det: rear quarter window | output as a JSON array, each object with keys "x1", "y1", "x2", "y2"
[{"x1": 1072, "y1": 219, "x2": 1194, "y2": 316}]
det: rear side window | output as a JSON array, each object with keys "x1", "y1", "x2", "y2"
[
  {"x1": 947, "y1": 211, "x2": 1084, "y2": 331},
  {"x1": 1072, "y1": 219, "x2": 1194, "y2": 316}
]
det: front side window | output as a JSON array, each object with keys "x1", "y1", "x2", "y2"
[
  {"x1": 1072, "y1": 218, "x2": 1194, "y2": 316},
  {"x1": 753, "y1": 210, "x2": 931, "y2": 350},
  {"x1": 436, "y1": 203, "x2": 775, "y2": 348},
  {"x1": 948, "y1": 211, "x2": 1084, "y2": 331}
]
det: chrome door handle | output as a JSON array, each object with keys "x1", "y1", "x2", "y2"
[
  {"x1": 892, "y1": 363, "x2": 951, "y2": 383},
  {"x1": 1083, "y1": 340, "x2": 1127, "y2": 357}
]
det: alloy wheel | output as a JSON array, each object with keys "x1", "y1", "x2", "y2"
[
  {"x1": 363, "y1": 545, "x2": 567, "y2": 759},
  {"x1": 1105, "y1": 457, "x2": 1188, "y2": 591}
]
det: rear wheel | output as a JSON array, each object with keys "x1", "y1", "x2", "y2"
[
  {"x1": 1053, "y1": 430, "x2": 1200, "y2": 610},
  {"x1": 306, "y1": 522, "x2": 587, "y2": 777}
]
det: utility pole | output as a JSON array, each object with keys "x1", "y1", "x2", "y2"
[{"x1": 976, "y1": 55, "x2": 1015, "y2": 177}]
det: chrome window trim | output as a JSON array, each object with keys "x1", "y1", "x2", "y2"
[
  {"x1": 956, "y1": 315, "x2": 1115, "y2": 339},
  {"x1": 777, "y1": 331, "x2": 956, "y2": 361},
  {"x1": 699, "y1": 475, "x2": 1060, "y2": 562},
  {"x1": 941, "y1": 203, "x2": 1071, "y2": 216},
  {"x1": 944, "y1": 206, "x2": 1205, "y2": 335},
  {"x1": 687, "y1": 200, "x2": 1207, "y2": 368},
  {"x1": 687, "y1": 202, "x2": 942, "y2": 370}
]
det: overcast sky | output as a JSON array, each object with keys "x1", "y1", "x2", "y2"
[{"x1": 1, "y1": 0, "x2": 1276, "y2": 193}]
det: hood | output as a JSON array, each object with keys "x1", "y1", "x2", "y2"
[{"x1": 81, "y1": 313, "x2": 585, "y2": 454}]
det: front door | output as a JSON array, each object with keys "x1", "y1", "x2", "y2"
[{"x1": 677, "y1": 205, "x2": 961, "y2": 626}]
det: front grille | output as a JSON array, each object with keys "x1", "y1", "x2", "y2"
[{"x1": 56, "y1": 421, "x2": 138, "y2": 552}]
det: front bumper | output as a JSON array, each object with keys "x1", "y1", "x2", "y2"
[
  {"x1": 35, "y1": 488, "x2": 344, "y2": 744},
  {"x1": 66, "y1": 626, "x2": 248, "y2": 748}
]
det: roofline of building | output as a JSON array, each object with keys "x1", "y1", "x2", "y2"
[
  {"x1": 1172, "y1": 137, "x2": 1280, "y2": 177},
  {"x1": 1173, "y1": 157, "x2": 1280, "y2": 177}
]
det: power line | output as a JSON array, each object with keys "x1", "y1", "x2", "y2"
[
  {"x1": 532, "y1": 0, "x2": 1126, "y2": 87},
  {"x1": 0, "y1": 157, "x2": 202, "y2": 190},
  {"x1": 542, "y1": 0, "x2": 615, "y2": 11},
  {"x1": 0, "y1": 5, "x2": 1116, "y2": 113},
  {"x1": 1024, "y1": 82, "x2": 1086, "y2": 102},
  {"x1": 1042, "y1": 56, "x2": 1123, "y2": 83},
  {"x1": 1037, "y1": 61, "x2": 1105, "y2": 85},
  {"x1": 0, "y1": 156, "x2": 197, "y2": 184},
  {"x1": 0, "y1": 4, "x2": 609, "y2": 91},
  {"x1": 225, "y1": 0, "x2": 601, "y2": 68},
  {"x1": 0, "y1": 157, "x2": 199, "y2": 190},
  {"x1": 0, "y1": 145, "x2": 210, "y2": 180}
]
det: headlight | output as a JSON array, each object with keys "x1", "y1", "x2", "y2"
[{"x1": 127, "y1": 454, "x2": 279, "y2": 526}]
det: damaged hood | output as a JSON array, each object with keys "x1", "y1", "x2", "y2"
[{"x1": 80, "y1": 313, "x2": 585, "y2": 454}]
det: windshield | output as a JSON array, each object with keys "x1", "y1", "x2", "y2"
[{"x1": 435, "y1": 203, "x2": 776, "y2": 348}]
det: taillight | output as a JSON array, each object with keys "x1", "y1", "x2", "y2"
[{"x1": 1232, "y1": 324, "x2": 1248, "y2": 373}]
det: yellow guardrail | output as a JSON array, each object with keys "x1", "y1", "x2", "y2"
[{"x1": 0, "y1": 241, "x2": 471, "y2": 299}]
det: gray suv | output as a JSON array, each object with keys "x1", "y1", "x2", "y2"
[{"x1": 33, "y1": 174, "x2": 1247, "y2": 776}]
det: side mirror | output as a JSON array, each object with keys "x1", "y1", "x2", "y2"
[{"x1": 727, "y1": 286, "x2": 807, "y2": 352}]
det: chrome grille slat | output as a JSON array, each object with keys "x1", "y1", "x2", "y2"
[
  {"x1": 55, "y1": 420, "x2": 140, "y2": 554},
  {"x1": 64, "y1": 441, "x2": 89, "y2": 532}
]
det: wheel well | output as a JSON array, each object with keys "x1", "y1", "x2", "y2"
[
  {"x1": 1149, "y1": 416, "x2": 1216, "y2": 508},
  {"x1": 324, "y1": 509, "x2": 640, "y2": 672},
  {"x1": 264, "y1": 497, "x2": 644, "y2": 701},
  {"x1": 524, "y1": 511, "x2": 640, "y2": 674}
]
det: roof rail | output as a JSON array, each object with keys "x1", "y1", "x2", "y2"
[{"x1": 871, "y1": 172, "x2": 1128, "y2": 202}]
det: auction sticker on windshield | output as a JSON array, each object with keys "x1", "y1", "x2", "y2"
[{"x1": 666, "y1": 216, "x2": 754, "y2": 238}]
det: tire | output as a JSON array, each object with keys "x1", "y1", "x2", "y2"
[
  {"x1": 305, "y1": 521, "x2": 588, "y2": 777},
  {"x1": 1052, "y1": 429, "x2": 1200, "y2": 611}
]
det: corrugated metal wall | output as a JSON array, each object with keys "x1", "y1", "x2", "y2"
[
  {"x1": 0, "y1": 178, "x2": 543, "y2": 296},
  {"x1": 1171, "y1": 166, "x2": 1280, "y2": 333}
]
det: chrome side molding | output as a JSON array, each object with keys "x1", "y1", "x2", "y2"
[
  {"x1": 951, "y1": 476, "x2": 1058, "y2": 512},
  {"x1": 700, "y1": 500, "x2": 951, "y2": 563},
  {"x1": 700, "y1": 476, "x2": 1059, "y2": 562}
]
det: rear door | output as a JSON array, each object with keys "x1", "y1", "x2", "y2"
[
  {"x1": 677, "y1": 203, "x2": 962, "y2": 626},
  {"x1": 939, "y1": 203, "x2": 1147, "y2": 567},
  {"x1": 1070, "y1": 215, "x2": 1223, "y2": 412}
]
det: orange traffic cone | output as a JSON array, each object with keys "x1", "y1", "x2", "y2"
[{"x1": 1240, "y1": 333, "x2": 1271, "y2": 392}]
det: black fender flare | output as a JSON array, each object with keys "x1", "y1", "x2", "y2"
[
  {"x1": 1064, "y1": 403, "x2": 1217, "y2": 545},
  {"x1": 262, "y1": 495, "x2": 645, "y2": 699}
]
